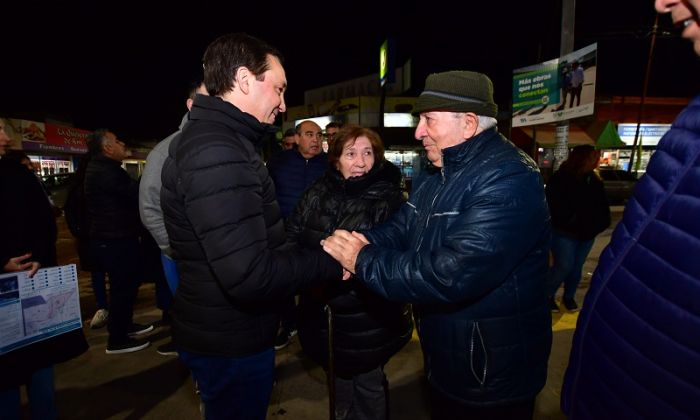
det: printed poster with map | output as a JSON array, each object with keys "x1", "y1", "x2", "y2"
[{"x1": 0, "y1": 264, "x2": 82, "y2": 355}]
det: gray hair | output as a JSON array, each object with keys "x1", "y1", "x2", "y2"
[
  {"x1": 451, "y1": 113, "x2": 497, "y2": 134},
  {"x1": 477, "y1": 116, "x2": 497, "y2": 131}
]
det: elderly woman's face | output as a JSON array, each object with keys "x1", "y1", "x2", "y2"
[{"x1": 336, "y1": 136, "x2": 375, "y2": 179}]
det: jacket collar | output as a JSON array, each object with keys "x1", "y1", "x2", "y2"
[
  {"x1": 440, "y1": 127, "x2": 498, "y2": 178},
  {"x1": 326, "y1": 161, "x2": 401, "y2": 196},
  {"x1": 188, "y1": 95, "x2": 277, "y2": 147}
]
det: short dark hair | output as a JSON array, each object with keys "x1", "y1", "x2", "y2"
[
  {"x1": 328, "y1": 125, "x2": 385, "y2": 169},
  {"x1": 188, "y1": 79, "x2": 204, "y2": 100},
  {"x1": 326, "y1": 121, "x2": 343, "y2": 130},
  {"x1": 87, "y1": 129, "x2": 110, "y2": 156},
  {"x1": 202, "y1": 33, "x2": 283, "y2": 96},
  {"x1": 283, "y1": 128, "x2": 296, "y2": 138}
]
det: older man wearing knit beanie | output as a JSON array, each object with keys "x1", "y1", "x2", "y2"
[{"x1": 323, "y1": 70, "x2": 552, "y2": 419}]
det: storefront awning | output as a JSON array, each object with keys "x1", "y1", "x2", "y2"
[
  {"x1": 513, "y1": 124, "x2": 595, "y2": 147},
  {"x1": 512, "y1": 120, "x2": 626, "y2": 149}
]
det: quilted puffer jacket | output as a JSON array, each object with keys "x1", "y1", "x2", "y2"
[
  {"x1": 561, "y1": 97, "x2": 700, "y2": 419},
  {"x1": 84, "y1": 155, "x2": 141, "y2": 239},
  {"x1": 287, "y1": 162, "x2": 413, "y2": 376},
  {"x1": 356, "y1": 127, "x2": 552, "y2": 406},
  {"x1": 160, "y1": 95, "x2": 341, "y2": 358}
]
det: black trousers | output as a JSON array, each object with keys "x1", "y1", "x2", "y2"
[
  {"x1": 429, "y1": 388, "x2": 535, "y2": 420},
  {"x1": 90, "y1": 237, "x2": 141, "y2": 345}
]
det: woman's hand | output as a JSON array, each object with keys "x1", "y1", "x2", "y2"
[{"x1": 3, "y1": 253, "x2": 41, "y2": 277}]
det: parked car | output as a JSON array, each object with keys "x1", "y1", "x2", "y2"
[{"x1": 599, "y1": 169, "x2": 638, "y2": 204}]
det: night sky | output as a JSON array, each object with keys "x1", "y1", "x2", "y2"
[{"x1": 2, "y1": 0, "x2": 699, "y2": 143}]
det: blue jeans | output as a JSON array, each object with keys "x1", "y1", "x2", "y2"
[
  {"x1": 160, "y1": 253, "x2": 180, "y2": 295},
  {"x1": 179, "y1": 349, "x2": 274, "y2": 420},
  {"x1": 0, "y1": 366, "x2": 57, "y2": 420},
  {"x1": 547, "y1": 231, "x2": 595, "y2": 300}
]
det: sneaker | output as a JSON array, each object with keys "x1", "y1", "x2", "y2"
[
  {"x1": 106, "y1": 338, "x2": 150, "y2": 354},
  {"x1": 89, "y1": 309, "x2": 109, "y2": 329},
  {"x1": 128, "y1": 323, "x2": 154, "y2": 338},
  {"x1": 156, "y1": 340, "x2": 178, "y2": 356},
  {"x1": 549, "y1": 297, "x2": 560, "y2": 313},
  {"x1": 274, "y1": 330, "x2": 291, "y2": 351},
  {"x1": 563, "y1": 298, "x2": 579, "y2": 312}
]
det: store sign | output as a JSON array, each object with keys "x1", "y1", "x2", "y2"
[
  {"x1": 617, "y1": 124, "x2": 670, "y2": 146},
  {"x1": 21, "y1": 123, "x2": 90, "y2": 154},
  {"x1": 512, "y1": 43, "x2": 597, "y2": 127}
]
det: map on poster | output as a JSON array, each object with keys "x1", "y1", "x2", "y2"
[{"x1": 0, "y1": 264, "x2": 82, "y2": 355}]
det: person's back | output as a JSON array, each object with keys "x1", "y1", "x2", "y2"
[
  {"x1": 545, "y1": 145, "x2": 610, "y2": 311},
  {"x1": 561, "y1": 1, "x2": 700, "y2": 417},
  {"x1": 85, "y1": 153, "x2": 140, "y2": 240}
]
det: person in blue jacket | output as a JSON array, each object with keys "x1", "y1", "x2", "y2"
[
  {"x1": 560, "y1": 1, "x2": 700, "y2": 418},
  {"x1": 323, "y1": 71, "x2": 552, "y2": 420}
]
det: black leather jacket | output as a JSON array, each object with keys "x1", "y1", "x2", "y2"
[{"x1": 357, "y1": 128, "x2": 552, "y2": 405}]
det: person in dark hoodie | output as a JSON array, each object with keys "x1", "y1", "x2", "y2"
[
  {"x1": 288, "y1": 125, "x2": 412, "y2": 420},
  {"x1": 160, "y1": 33, "x2": 341, "y2": 420}
]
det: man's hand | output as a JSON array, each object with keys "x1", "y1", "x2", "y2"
[
  {"x1": 4, "y1": 253, "x2": 41, "y2": 277},
  {"x1": 321, "y1": 230, "x2": 369, "y2": 279}
]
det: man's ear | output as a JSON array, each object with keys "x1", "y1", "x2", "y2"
[
  {"x1": 102, "y1": 141, "x2": 114, "y2": 157},
  {"x1": 462, "y1": 113, "x2": 479, "y2": 139},
  {"x1": 234, "y1": 66, "x2": 251, "y2": 94}
]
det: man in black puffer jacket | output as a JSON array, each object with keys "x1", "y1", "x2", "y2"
[
  {"x1": 323, "y1": 71, "x2": 552, "y2": 419},
  {"x1": 160, "y1": 33, "x2": 341, "y2": 420},
  {"x1": 84, "y1": 129, "x2": 154, "y2": 355}
]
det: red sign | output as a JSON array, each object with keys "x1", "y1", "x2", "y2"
[{"x1": 44, "y1": 123, "x2": 91, "y2": 153}]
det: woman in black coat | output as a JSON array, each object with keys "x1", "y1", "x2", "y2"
[
  {"x1": 287, "y1": 125, "x2": 412, "y2": 420},
  {"x1": 0, "y1": 120, "x2": 88, "y2": 419},
  {"x1": 546, "y1": 144, "x2": 611, "y2": 312}
]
